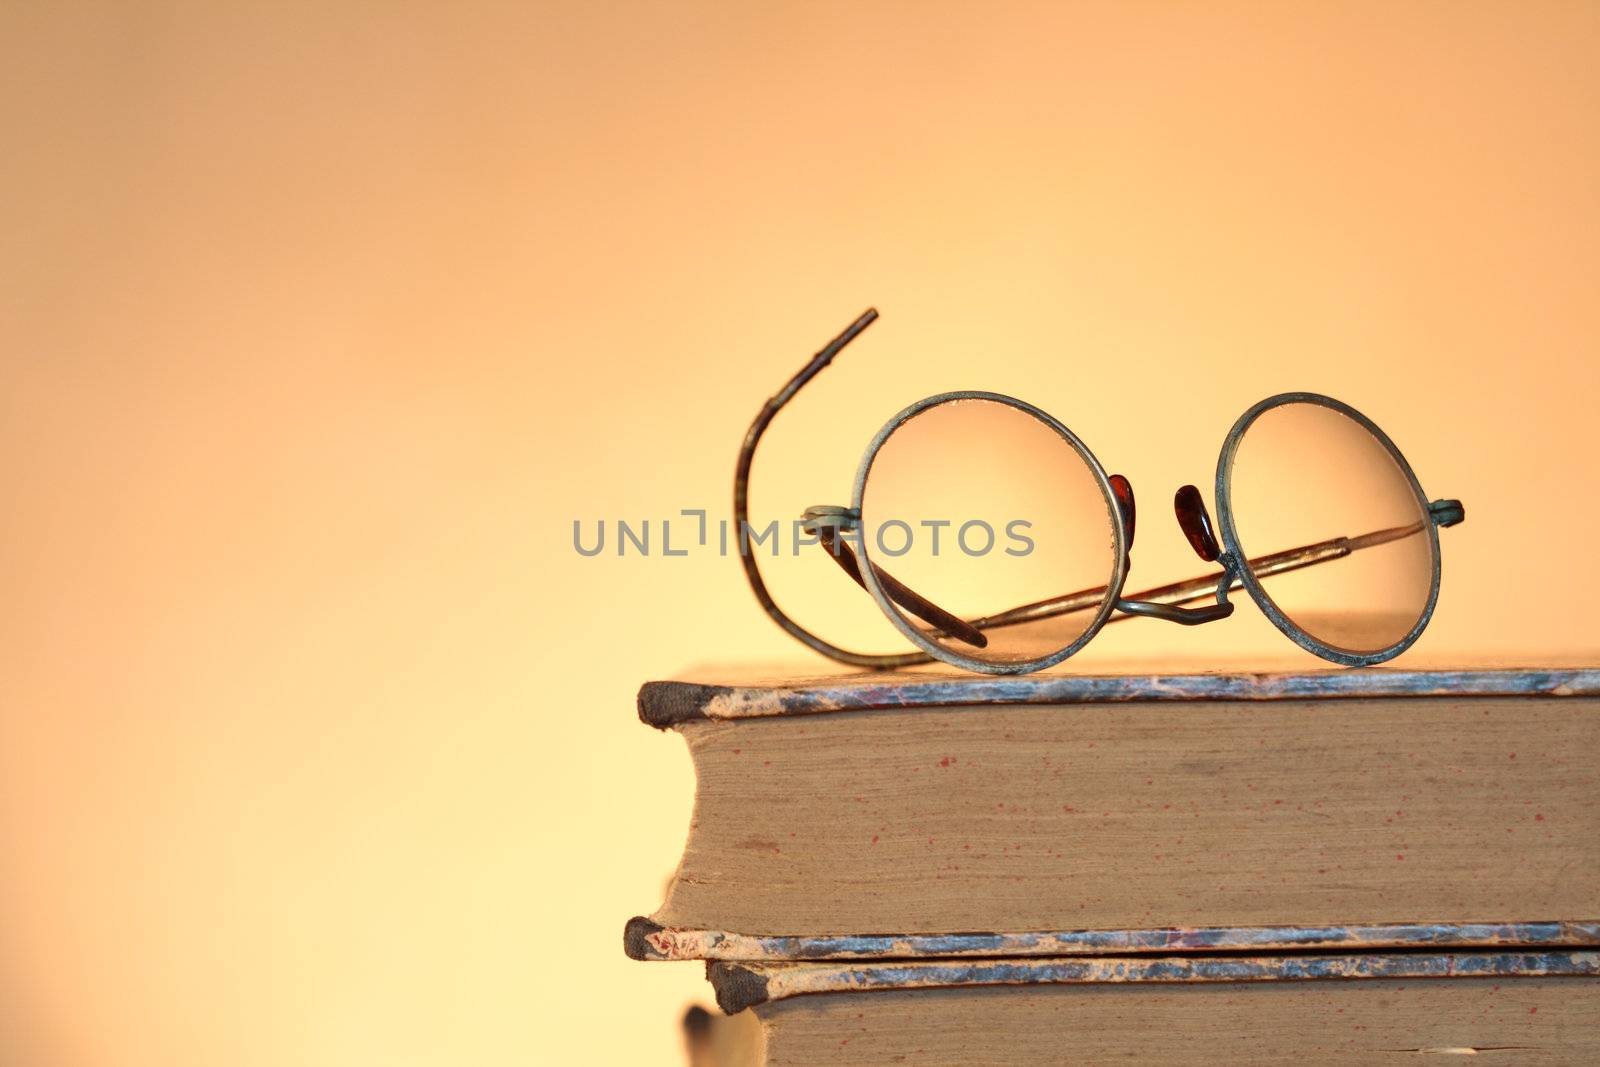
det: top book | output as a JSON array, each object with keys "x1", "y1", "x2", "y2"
[{"x1": 627, "y1": 662, "x2": 1600, "y2": 963}]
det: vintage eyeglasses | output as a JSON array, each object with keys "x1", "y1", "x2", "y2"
[{"x1": 736, "y1": 309, "x2": 1465, "y2": 675}]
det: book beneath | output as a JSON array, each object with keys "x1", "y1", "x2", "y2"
[
  {"x1": 628, "y1": 664, "x2": 1600, "y2": 961},
  {"x1": 686, "y1": 954, "x2": 1600, "y2": 1066}
]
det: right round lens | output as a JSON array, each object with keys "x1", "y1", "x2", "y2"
[
  {"x1": 855, "y1": 393, "x2": 1123, "y2": 670},
  {"x1": 1222, "y1": 396, "x2": 1437, "y2": 659}
]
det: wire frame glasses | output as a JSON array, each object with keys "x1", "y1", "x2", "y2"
[{"x1": 736, "y1": 309, "x2": 1464, "y2": 675}]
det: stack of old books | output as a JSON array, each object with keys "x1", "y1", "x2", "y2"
[{"x1": 625, "y1": 664, "x2": 1600, "y2": 1064}]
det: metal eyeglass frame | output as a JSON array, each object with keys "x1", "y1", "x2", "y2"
[{"x1": 735, "y1": 309, "x2": 1465, "y2": 675}]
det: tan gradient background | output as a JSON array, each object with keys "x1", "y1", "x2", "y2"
[{"x1": 2, "y1": 2, "x2": 1597, "y2": 1064}]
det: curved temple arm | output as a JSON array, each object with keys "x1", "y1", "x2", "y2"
[{"x1": 735, "y1": 309, "x2": 940, "y2": 669}]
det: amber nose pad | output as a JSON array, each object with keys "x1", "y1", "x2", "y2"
[
  {"x1": 1108, "y1": 474, "x2": 1136, "y2": 554},
  {"x1": 1173, "y1": 484, "x2": 1222, "y2": 562}
]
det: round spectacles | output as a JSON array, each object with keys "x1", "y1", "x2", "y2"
[{"x1": 737, "y1": 310, "x2": 1463, "y2": 675}]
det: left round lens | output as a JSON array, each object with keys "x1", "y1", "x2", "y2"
[{"x1": 855, "y1": 395, "x2": 1121, "y2": 668}]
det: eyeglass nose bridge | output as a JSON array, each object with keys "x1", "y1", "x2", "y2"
[
  {"x1": 1101, "y1": 476, "x2": 1235, "y2": 626},
  {"x1": 1108, "y1": 477, "x2": 1222, "y2": 565}
]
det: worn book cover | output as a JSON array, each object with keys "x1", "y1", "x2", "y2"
[
  {"x1": 628, "y1": 664, "x2": 1600, "y2": 963},
  {"x1": 689, "y1": 952, "x2": 1600, "y2": 1065}
]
